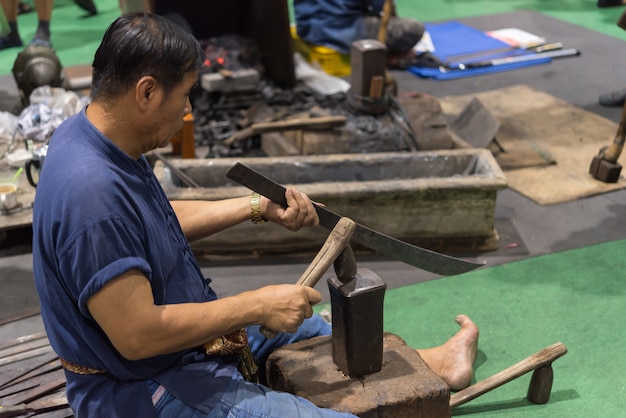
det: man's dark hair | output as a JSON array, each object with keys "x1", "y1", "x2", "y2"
[{"x1": 91, "y1": 13, "x2": 205, "y2": 101}]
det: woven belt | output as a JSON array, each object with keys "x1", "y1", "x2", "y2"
[
  {"x1": 61, "y1": 328, "x2": 259, "y2": 382},
  {"x1": 203, "y1": 328, "x2": 259, "y2": 382},
  {"x1": 60, "y1": 357, "x2": 107, "y2": 375}
]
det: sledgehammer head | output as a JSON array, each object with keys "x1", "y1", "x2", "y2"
[
  {"x1": 618, "y1": 9, "x2": 626, "y2": 31},
  {"x1": 589, "y1": 147, "x2": 622, "y2": 183}
]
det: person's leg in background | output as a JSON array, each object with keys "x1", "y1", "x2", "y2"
[
  {"x1": 0, "y1": 0, "x2": 53, "y2": 50},
  {"x1": 31, "y1": 0, "x2": 53, "y2": 46},
  {"x1": 0, "y1": 0, "x2": 23, "y2": 49}
]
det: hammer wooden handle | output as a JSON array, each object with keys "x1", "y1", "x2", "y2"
[
  {"x1": 251, "y1": 116, "x2": 346, "y2": 136},
  {"x1": 260, "y1": 217, "x2": 356, "y2": 339},
  {"x1": 450, "y1": 342, "x2": 567, "y2": 408}
]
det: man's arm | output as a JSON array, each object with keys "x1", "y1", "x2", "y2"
[
  {"x1": 87, "y1": 268, "x2": 322, "y2": 360},
  {"x1": 170, "y1": 187, "x2": 319, "y2": 242}
]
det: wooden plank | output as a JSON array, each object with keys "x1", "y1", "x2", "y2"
[
  {"x1": 0, "y1": 379, "x2": 39, "y2": 399},
  {"x1": 7, "y1": 360, "x2": 61, "y2": 389},
  {"x1": 0, "y1": 347, "x2": 55, "y2": 368},
  {"x1": 0, "y1": 378, "x2": 66, "y2": 406},
  {"x1": 0, "y1": 368, "x2": 64, "y2": 399},
  {"x1": 0, "y1": 353, "x2": 59, "y2": 389},
  {"x1": 0, "y1": 339, "x2": 51, "y2": 360},
  {"x1": 0, "y1": 308, "x2": 41, "y2": 327},
  {"x1": 32, "y1": 407, "x2": 73, "y2": 418},
  {"x1": 0, "y1": 333, "x2": 47, "y2": 351}
]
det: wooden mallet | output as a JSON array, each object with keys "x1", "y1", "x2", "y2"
[{"x1": 450, "y1": 342, "x2": 568, "y2": 408}]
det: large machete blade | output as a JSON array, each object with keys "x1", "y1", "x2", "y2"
[{"x1": 226, "y1": 162, "x2": 484, "y2": 276}]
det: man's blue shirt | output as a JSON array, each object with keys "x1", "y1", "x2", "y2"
[{"x1": 32, "y1": 109, "x2": 239, "y2": 417}]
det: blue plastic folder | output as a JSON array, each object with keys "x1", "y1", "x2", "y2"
[{"x1": 410, "y1": 21, "x2": 551, "y2": 80}]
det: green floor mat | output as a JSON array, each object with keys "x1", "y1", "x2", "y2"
[{"x1": 317, "y1": 239, "x2": 626, "y2": 417}]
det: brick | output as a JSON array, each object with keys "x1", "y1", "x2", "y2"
[{"x1": 267, "y1": 333, "x2": 451, "y2": 417}]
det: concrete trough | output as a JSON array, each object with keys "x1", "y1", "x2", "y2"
[{"x1": 154, "y1": 149, "x2": 508, "y2": 257}]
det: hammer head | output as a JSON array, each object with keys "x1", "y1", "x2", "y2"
[
  {"x1": 333, "y1": 245, "x2": 357, "y2": 282},
  {"x1": 618, "y1": 9, "x2": 626, "y2": 31},
  {"x1": 589, "y1": 154, "x2": 622, "y2": 183}
]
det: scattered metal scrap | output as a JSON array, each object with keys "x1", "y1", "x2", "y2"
[{"x1": 190, "y1": 34, "x2": 424, "y2": 159}]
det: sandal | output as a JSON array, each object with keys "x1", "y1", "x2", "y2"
[
  {"x1": 0, "y1": 36, "x2": 24, "y2": 51},
  {"x1": 29, "y1": 38, "x2": 53, "y2": 49},
  {"x1": 18, "y1": 1, "x2": 34, "y2": 14},
  {"x1": 74, "y1": 0, "x2": 98, "y2": 15},
  {"x1": 597, "y1": 0, "x2": 625, "y2": 7},
  {"x1": 598, "y1": 88, "x2": 626, "y2": 107}
]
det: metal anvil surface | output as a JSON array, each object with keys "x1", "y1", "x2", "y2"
[{"x1": 328, "y1": 268, "x2": 387, "y2": 378}]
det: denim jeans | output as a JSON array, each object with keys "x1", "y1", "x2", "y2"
[
  {"x1": 149, "y1": 379, "x2": 356, "y2": 418},
  {"x1": 149, "y1": 315, "x2": 355, "y2": 417}
]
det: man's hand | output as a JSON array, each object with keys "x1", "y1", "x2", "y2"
[
  {"x1": 262, "y1": 187, "x2": 320, "y2": 231},
  {"x1": 254, "y1": 284, "x2": 322, "y2": 334}
]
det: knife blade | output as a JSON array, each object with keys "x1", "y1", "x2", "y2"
[{"x1": 226, "y1": 162, "x2": 484, "y2": 276}]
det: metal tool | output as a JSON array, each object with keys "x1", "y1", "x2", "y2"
[
  {"x1": 589, "y1": 11, "x2": 626, "y2": 183},
  {"x1": 589, "y1": 97, "x2": 625, "y2": 183},
  {"x1": 259, "y1": 217, "x2": 356, "y2": 339},
  {"x1": 226, "y1": 162, "x2": 484, "y2": 275},
  {"x1": 348, "y1": 39, "x2": 389, "y2": 114},
  {"x1": 443, "y1": 48, "x2": 580, "y2": 71}
]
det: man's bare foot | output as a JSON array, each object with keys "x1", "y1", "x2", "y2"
[{"x1": 417, "y1": 314, "x2": 479, "y2": 391}]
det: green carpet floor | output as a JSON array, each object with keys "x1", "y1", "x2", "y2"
[
  {"x1": 1, "y1": 0, "x2": 626, "y2": 76},
  {"x1": 315, "y1": 239, "x2": 626, "y2": 417}
]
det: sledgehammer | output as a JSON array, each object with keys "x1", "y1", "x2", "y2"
[
  {"x1": 590, "y1": 9, "x2": 626, "y2": 183},
  {"x1": 589, "y1": 97, "x2": 625, "y2": 182},
  {"x1": 450, "y1": 342, "x2": 568, "y2": 408}
]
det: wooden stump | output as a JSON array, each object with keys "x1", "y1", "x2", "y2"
[{"x1": 266, "y1": 333, "x2": 450, "y2": 418}]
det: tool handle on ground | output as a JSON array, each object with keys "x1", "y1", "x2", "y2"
[
  {"x1": 604, "y1": 90, "x2": 626, "y2": 162},
  {"x1": 449, "y1": 342, "x2": 567, "y2": 408},
  {"x1": 260, "y1": 217, "x2": 356, "y2": 339},
  {"x1": 251, "y1": 116, "x2": 346, "y2": 136}
]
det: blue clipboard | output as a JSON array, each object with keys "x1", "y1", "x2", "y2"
[{"x1": 411, "y1": 21, "x2": 549, "y2": 80}]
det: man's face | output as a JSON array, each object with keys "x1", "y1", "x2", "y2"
[{"x1": 150, "y1": 70, "x2": 198, "y2": 151}]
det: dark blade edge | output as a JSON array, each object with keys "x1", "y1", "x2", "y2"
[{"x1": 226, "y1": 163, "x2": 484, "y2": 275}]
